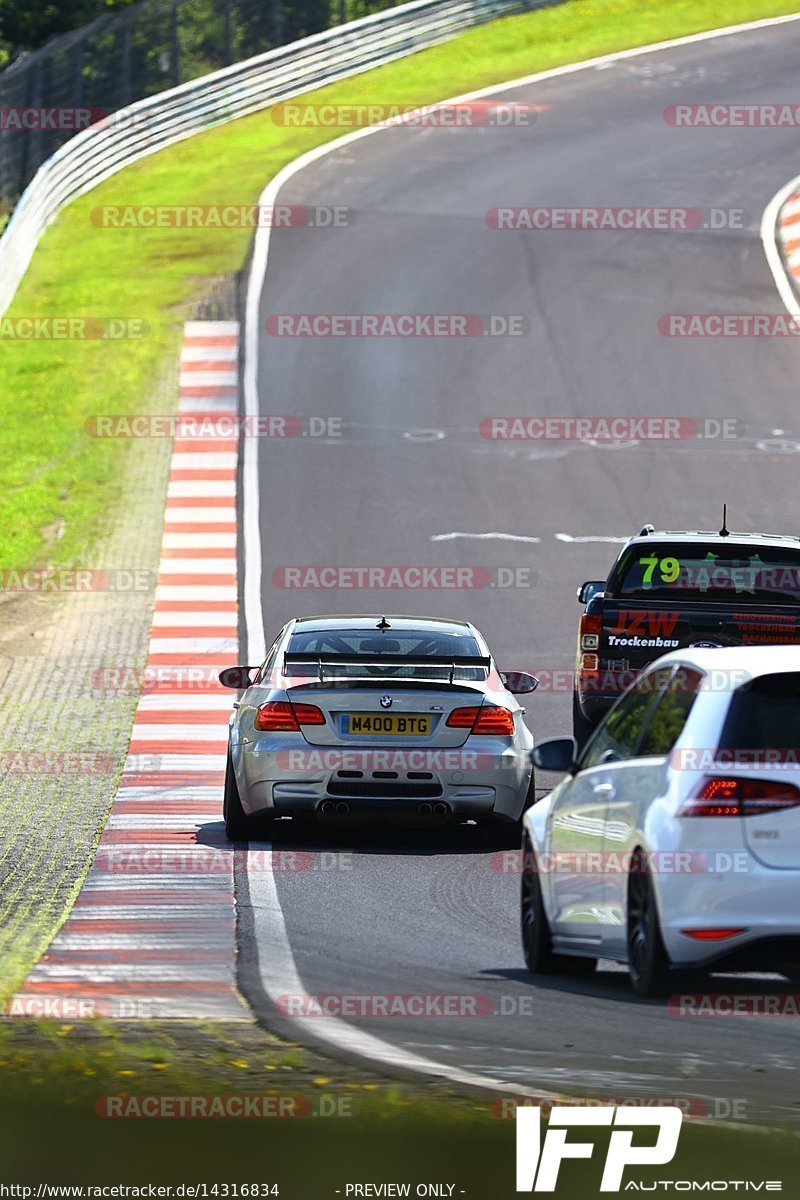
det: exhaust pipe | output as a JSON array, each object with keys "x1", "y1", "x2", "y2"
[
  {"x1": 320, "y1": 801, "x2": 335, "y2": 815},
  {"x1": 335, "y1": 802, "x2": 350, "y2": 816},
  {"x1": 418, "y1": 802, "x2": 433, "y2": 816},
  {"x1": 433, "y1": 802, "x2": 449, "y2": 818}
]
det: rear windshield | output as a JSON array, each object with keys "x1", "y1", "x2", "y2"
[
  {"x1": 285, "y1": 628, "x2": 485, "y2": 681},
  {"x1": 719, "y1": 673, "x2": 800, "y2": 756},
  {"x1": 612, "y1": 543, "x2": 800, "y2": 605}
]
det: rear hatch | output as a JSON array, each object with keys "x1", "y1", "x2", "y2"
[{"x1": 717, "y1": 671, "x2": 800, "y2": 869}]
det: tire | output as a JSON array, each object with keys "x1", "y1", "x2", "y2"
[
  {"x1": 627, "y1": 848, "x2": 672, "y2": 997},
  {"x1": 572, "y1": 690, "x2": 595, "y2": 753},
  {"x1": 481, "y1": 815, "x2": 522, "y2": 849},
  {"x1": 521, "y1": 836, "x2": 597, "y2": 977},
  {"x1": 223, "y1": 751, "x2": 253, "y2": 841}
]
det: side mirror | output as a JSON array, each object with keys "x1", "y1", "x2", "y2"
[
  {"x1": 577, "y1": 580, "x2": 605, "y2": 605},
  {"x1": 531, "y1": 736, "x2": 578, "y2": 774},
  {"x1": 219, "y1": 665, "x2": 260, "y2": 689},
  {"x1": 500, "y1": 670, "x2": 539, "y2": 695}
]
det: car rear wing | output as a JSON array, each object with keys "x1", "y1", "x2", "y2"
[{"x1": 282, "y1": 652, "x2": 491, "y2": 684}]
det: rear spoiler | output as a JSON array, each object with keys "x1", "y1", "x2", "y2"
[{"x1": 282, "y1": 652, "x2": 491, "y2": 684}]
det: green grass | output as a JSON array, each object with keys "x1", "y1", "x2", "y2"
[
  {"x1": 1, "y1": 0, "x2": 797, "y2": 571},
  {"x1": 1, "y1": 1020, "x2": 800, "y2": 1190}
]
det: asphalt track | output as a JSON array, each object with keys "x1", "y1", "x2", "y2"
[{"x1": 241, "y1": 19, "x2": 800, "y2": 1123}]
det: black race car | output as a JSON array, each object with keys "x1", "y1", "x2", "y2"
[{"x1": 573, "y1": 521, "x2": 800, "y2": 745}]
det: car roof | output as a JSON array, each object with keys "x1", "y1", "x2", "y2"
[
  {"x1": 622, "y1": 529, "x2": 800, "y2": 550},
  {"x1": 289, "y1": 615, "x2": 476, "y2": 636},
  {"x1": 648, "y1": 645, "x2": 800, "y2": 680}
]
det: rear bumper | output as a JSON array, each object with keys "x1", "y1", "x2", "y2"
[
  {"x1": 659, "y1": 866, "x2": 800, "y2": 967},
  {"x1": 235, "y1": 733, "x2": 531, "y2": 822},
  {"x1": 683, "y1": 935, "x2": 800, "y2": 974}
]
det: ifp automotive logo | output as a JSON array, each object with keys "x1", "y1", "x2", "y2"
[
  {"x1": 515, "y1": 1105, "x2": 782, "y2": 1193},
  {"x1": 516, "y1": 1105, "x2": 682, "y2": 1192}
]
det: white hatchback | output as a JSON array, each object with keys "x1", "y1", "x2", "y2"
[{"x1": 522, "y1": 647, "x2": 800, "y2": 997}]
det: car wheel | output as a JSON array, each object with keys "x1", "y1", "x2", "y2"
[
  {"x1": 521, "y1": 836, "x2": 597, "y2": 976},
  {"x1": 572, "y1": 690, "x2": 595, "y2": 753},
  {"x1": 521, "y1": 836, "x2": 556, "y2": 972},
  {"x1": 627, "y1": 848, "x2": 672, "y2": 998},
  {"x1": 481, "y1": 815, "x2": 522, "y2": 849},
  {"x1": 223, "y1": 751, "x2": 253, "y2": 841}
]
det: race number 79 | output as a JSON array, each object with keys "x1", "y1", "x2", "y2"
[{"x1": 640, "y1": 555, "x2": 680, "y2": 585}]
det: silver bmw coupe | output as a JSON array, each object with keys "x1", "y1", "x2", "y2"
[{"x1": 219, "y1": 614, "x2": 538, "y2": 839}]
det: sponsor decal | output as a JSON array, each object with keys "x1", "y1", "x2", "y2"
[
  {"x1": 606, "y1": 634, "x2": 680, "y2": 648},
  {"x1": 608, "y1": 610, "x2": 680, "y2": 640}
]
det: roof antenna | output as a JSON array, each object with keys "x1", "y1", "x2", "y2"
[
  {"x1": 719, "y1": 504, "x2": 730, "y2": 538},
  {"x1": 376, "y1": 616, "x2": 391, "y2": 631}
]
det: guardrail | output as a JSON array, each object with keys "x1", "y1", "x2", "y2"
[{"x1": 0, "y1": 0, "x2": 544, "y2": 318}]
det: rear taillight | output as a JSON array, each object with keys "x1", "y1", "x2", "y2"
[
  {"x1": 446, "y1": 706, "x2": 515, "y2": 736},
  {"x1": 446, "y1": 707, "x2": 480, "y2": 729},
  {"x1": 474, "y1": 706, "x2": 516, "y2": 735},
  {"x1": 254, "y1": 701, "x2": 325, "y2": 731},
  {"x1": 580, "y1": 612, "x2": 602, "y2": 652},
  {"x1": 681, "y1": 928, "x2": 745, "y2": 941},
  {"x1": 678, "y1": 775, "x2": 800, "y2": 817},
  {"x1": 292, "y1": 703, "x2": 326, "y2": 725},
  {"x1": 578, "y1": 613, "x2": 602, "y2": 676},
  {"x1": 255, "y1": 702, "x2": 298, "y2": 732}
]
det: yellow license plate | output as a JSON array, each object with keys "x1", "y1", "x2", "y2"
[{"x1": 346, "y1": 712, "x2": 430, "y2": 736}]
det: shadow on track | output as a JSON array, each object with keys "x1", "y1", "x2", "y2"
[
  {"x1": 481, "y1": 964, "x2": 800, "y2": 1007},
  {"x1": 197, "y1": 815, "x2": 520, "y2": 856}
]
